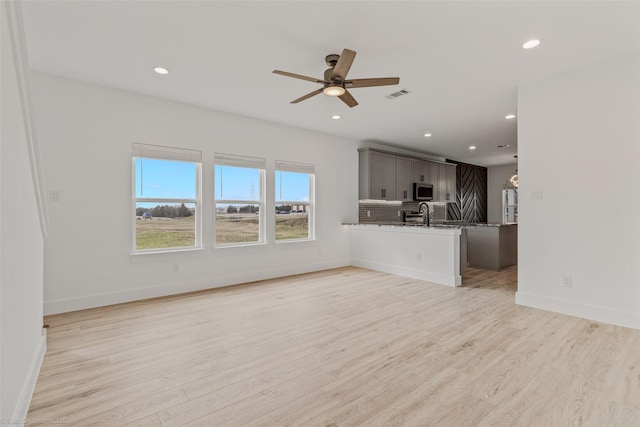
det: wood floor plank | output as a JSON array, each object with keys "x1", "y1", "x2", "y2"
[{"x1": 27, "y1": 266, "x2": 640, "y2": 426}]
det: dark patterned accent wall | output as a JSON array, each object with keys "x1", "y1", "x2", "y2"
[{"x1": 446, "y1": 161, "x2": 487, "y2": 223}]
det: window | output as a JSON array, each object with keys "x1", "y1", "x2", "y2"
[
  {"x1": 132, "y1": 143, "x2": 201, "y2": 252},
  {"x1": 214, "y1": 153, "x2": 265, "y2": 246},
  {"x1": 275, "y1": 160, "x2": 315, "y2": 241}
]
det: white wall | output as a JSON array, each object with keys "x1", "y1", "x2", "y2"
[
  {"x1": 1, "y1": 2, "x2": 46, "y2": 423},
  {"x1": 31, "y1": 72, "x2": 360, "y2": 315},
  {"x1": 487, "y1": 163, "x2": 517, "y2": 223},
  {"x1": 516, "y1": 52, "x2": 640, "y2": 329}
]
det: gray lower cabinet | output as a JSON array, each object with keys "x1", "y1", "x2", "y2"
[{"x1": 466, "y1": 224, "x2": 517, "y2": 270}]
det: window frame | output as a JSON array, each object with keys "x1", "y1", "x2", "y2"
[
  {"x1": 131, "y1": 143, "x2": 202, "y2": 254},
  {"x1": 274, "y1": 160, "x2": 315, "y2": 243},
  {"x1": 214, "y1": 153, "x2": 266, "y2": 248}
]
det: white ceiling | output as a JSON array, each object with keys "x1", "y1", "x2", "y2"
[{"x1": 20, "y1": 1, "x2": 640, "y2": 166}]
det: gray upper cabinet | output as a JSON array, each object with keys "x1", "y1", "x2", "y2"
[
  {"x1": 395, "y1": 156, "x2": 414, "y2": 201},
  {"x1": 359, "y1": 149, "x2": 396, "y2": 200},
  {"x1": 359, "y1": 148, "x2": 456, "y2": 202},
  {"x1": 437, "y1": 163, "x2": 457, "y2": 202},
  {"x1": 413, "y1": 159, "x2": 438, "y2": 186}
]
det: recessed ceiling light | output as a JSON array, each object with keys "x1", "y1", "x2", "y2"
[
  {"x1": 505, "y1": 114, "x2": 516, "y2": 119},
  {"x1": 153, "y1": 66, "x2": 169, "y2": 75},
  {"x1": 331, "y1": 115, "x2": 341, "y2": 120},
  {"x1": 522, "y1": 39, "x2": 540, "y2": 49},
  {"x1": 423, "y1": 133, "x2": 432, "y2": 138},
  {"x1": 469, "y1": 146, "x2": 477, "y2": 150}
]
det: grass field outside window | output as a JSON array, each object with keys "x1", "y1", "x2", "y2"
[
  {"x1": 132, "y1": 145, "x2": 202, "y2": 252},
  {"x1": 275, "y1": 165, "x2": 314, "y2": 241},
  {"x1": 136, "y1": 214, "x2": 195, "y2": 249},
  {"x1": 214, "y1": 157, "x2": 265, "y2": 246}
]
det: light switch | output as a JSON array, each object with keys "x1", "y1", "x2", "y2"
[{"x1": 530, "y1": 190, "x2": 543, "y2": 201}]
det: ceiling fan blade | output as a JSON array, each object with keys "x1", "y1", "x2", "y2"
[
  {"x1": 291, "y1": 88, "x2": 324, "y2": 104},
  {"x1": 273, "y1": 70, "x2": 326, "y2": 84},
  {"x1": 338, "y1": 90, "x2": 358, "y2": 108},
  {"x1": 346, "y1": 77, "x2": 400, "y2": 88},
  {"x1": 330, "y1": 48, "x2": 357, "y2": 81}
]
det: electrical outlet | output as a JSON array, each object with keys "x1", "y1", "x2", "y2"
[
  {"x1": 398, "y1": 210, "x2": 401, "y2": 217},
  {"x1": 367, "y1": 210, "x2": 371, "y2": 217},
  {"x1": 531, "y1": 190, "x2": 543, "y2": 201},
  {"x1": 50, "y1": 190, "x2": 61, "y2": 201},
  {"x1": 172, "y1": 264, "x2": 179, "y2": 272},
  {"x1": 416, "y1": 253, "x2": 422, "y2": 261},
  {"x1": 562, "y1": 276, "x2": 572, "y2": 287}
]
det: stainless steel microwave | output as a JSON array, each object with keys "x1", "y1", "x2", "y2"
[{"x1": 413, "y1": 183, "x2": 434, "y2": 201}]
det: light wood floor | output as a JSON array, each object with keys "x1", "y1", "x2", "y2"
[{"x1": 28, "y1": 267, "x2": 640, "y2": 426}]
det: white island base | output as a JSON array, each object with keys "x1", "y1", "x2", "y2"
[{"x1": 347, "y1": 224, "x2": 467, "y2": 287}]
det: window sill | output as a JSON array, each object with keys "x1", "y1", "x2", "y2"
[
  {"x1": 214, "y1": 241, "x2": 267, "y2": 250},
  {"x1": 129, "y1": 247, "x2": 206, "y2": 262},
  {"x1": 275, "y1": 238, "x2": 315, "y2": 244}
]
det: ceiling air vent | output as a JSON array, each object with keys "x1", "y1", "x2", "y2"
[{"x1": 385, "y1": 89, "x2": 410, "y2": 100}]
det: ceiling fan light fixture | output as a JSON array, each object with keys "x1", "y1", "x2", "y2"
[
  {"x1": 273, "y1": 48, "x2": 399, "y2": 108},
  {"x1": 323, "y1": 85, "x2": 346, "y2": 97}
]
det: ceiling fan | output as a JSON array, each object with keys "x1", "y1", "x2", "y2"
[{"x1": 272, "y1": 48, "x2": 400, "y2": 108}]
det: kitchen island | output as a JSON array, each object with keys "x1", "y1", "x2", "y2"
[{"x1": 346, "y1": 223, "x2": 467, "y2": 287}]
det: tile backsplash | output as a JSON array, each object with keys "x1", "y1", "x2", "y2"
[{"x1": 358, "y1": 201, "x2": 447, "y2": 223}]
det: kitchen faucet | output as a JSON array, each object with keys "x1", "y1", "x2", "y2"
[{"x1": 419, "y1": 202, "x2": 430, "y2": 227}]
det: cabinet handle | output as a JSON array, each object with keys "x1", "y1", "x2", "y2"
[{"x1": 381, "y1": 189, "x2": 386, "y2": 198}]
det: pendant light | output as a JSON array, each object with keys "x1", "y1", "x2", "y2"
[{"x1": 505, "y1": 155, "x2": 518, "y2": 188}]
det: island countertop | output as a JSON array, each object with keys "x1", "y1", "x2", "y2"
[
  {"x1": 465, "y1": 222, "x2": 517, "y2": 228},
  {"x1": 343, "y1": 222, "x2": 463, "y2": 231},
  {"x1": 344, "y1": 222, "x2": 516, "y2": 229}
]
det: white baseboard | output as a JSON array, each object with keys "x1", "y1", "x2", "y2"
[
  {"x1": 351, "y1": 258, "x2": 461, "y2": 287},
  {"x1": 44, "y1": 259, "x2": 351, "y2": 315},
  {"x1": 10, "y1": 331, "x2": 47, "y2": 426},
  {"x1": 516, "y1": 291, "x2": 640, "y2": 330}
]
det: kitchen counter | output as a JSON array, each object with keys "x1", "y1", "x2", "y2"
[
  {"x1": 345, "y1": 221, "x2": 517, "y2": 229},
  {"x1": 465, "y1": 222, "x2": 517, "y2": 228},
  {"x1": 345, "y1": 221, "x2": 518, "y2": 273},
  {"x1": 343, "y1": 222, "x2": 462, "y2": 229},
  {"x1": 345, "y1": 223, "x2": 467, "y2": 286}
]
